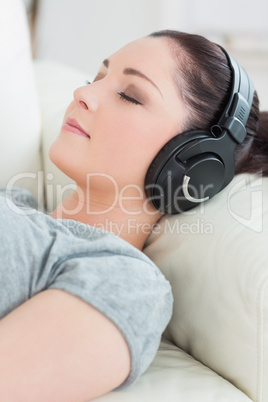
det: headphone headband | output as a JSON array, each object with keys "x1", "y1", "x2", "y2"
[
  {"x1": 145, "y1": 45, "x2": 255, "y2": 214},
  {"x1": 215, "y1": 45, "x2": 255, "y2": 143}
]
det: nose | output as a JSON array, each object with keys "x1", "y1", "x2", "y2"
[{"x1": 73, "y1": 85, "x2": 99, "y2": 112}]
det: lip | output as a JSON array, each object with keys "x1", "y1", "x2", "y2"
[{"x1": 62, "y1": 117, "x2": 90, "y2": 138}]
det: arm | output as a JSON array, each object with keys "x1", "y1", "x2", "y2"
[{"x1": 0, "y1": 289, "x2": 131, "y2": 401}]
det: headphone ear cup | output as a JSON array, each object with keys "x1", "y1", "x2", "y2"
[
  {"x1": 145, "y1": 130, "x2": 211, "y2": 190},
  {"x1": 145, "y1": 130, "x2": 228, "y2": 214}
]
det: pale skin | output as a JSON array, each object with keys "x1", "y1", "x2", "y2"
[{"x1": 0, "y1": 36, "x2": 186, "y2": 401}]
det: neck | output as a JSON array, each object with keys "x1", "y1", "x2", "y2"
[{"x1": 49, "y1": 185, "x2": 162, "y2": 250}]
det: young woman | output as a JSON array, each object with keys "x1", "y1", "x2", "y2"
[{"x1": 0, "y1": 24, "x2": 267, "y2": 402}]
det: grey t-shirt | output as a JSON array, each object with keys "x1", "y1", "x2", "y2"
[{"x1": 0, "y1": 187, "x2": 173, "y2": 388}]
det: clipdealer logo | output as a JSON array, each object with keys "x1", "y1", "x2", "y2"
[{"x1": 4, "y1": 171, "x2": 265, "y2": 235}]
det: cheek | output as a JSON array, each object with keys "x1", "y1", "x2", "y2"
[
  {"x1": 49, "y1": 105, "x2": 179, "y2": 188},
  {"x1": 115, "y1": 113, "x2": 175, "y2": 165},
  {"x1": 104, "y1": 114, "x2": 173, "y2": 184}
]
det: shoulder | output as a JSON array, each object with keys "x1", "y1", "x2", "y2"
[{"x1": 52, "y1": 223, "x2": 172, "y2": 294}]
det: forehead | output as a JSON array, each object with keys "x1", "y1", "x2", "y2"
[
  {"x1": 108, "y1": 36, "x2": 176, "y2": 87},
  {"x1": 111, "y1": 36, "x2": 172, "y2": 62}
]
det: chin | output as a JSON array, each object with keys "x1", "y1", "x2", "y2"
[
  {"x1": 49, "y1": 137, "x2": 76, "y2": 181},
  {"x1": 49, "y1": 138, "x2": 62, "y2": 169},
  {"x1": 49, "y1": 136, "x2": 93, "y2": 189}
]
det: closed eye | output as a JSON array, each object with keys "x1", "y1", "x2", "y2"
[{"x1": 118, "y1": 92, "x2": 142, "y2": 105}]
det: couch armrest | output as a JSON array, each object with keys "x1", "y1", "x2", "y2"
[{"x1": 0, "y1": 0, "x2": 42, "y2": 200}]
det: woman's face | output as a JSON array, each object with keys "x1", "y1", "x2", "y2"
[{"x1": 49, "y1": 36, "x2": 186, "y2": 196}]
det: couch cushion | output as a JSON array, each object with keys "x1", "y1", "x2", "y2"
[
  {"x1": 144, "y1": 173, "x2": 268, "y2": 401},
  {"x1": 92, "y1": 339, "x2": 252, "y2": 402}
]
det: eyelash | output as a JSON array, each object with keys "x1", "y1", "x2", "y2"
[
  {"x1": 118, "y1": 92, "x2": 142, "y2": 105},
  {"x1": 85, "y1": 81, "x2": 142, "y2": 105}
]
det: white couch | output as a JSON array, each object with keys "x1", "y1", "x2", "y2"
[{"x1": 1, "y1": 1, "x2": 268, "y2": 401}]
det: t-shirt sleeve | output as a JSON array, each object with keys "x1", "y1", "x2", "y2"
[{"x1": 46, "y1": 251, "x2": 173, "y2": 388}]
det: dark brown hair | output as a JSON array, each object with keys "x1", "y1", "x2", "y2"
[{"x1": 149, "y1": 30, "x2": 268, "y2": 176}]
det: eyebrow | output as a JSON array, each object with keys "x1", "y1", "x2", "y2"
[{"x1": 102, "y1": 58, "x2": 163, "y2": 98}]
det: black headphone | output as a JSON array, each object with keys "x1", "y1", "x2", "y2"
[{"x1": 144, "y1": 45, "x2": 255, "y2": 214}]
